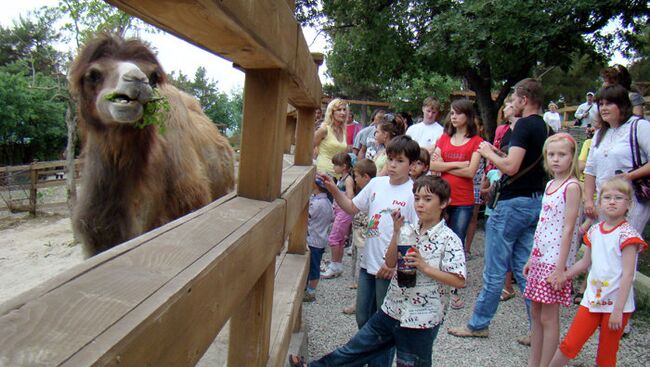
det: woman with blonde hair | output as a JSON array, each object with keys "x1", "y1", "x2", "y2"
[
  {"x1": 544, "y1": 102, "x2": 562, "y2": 132},
  {"x1": 314, "y1": 98, "x2": 349, "y2": 177}
]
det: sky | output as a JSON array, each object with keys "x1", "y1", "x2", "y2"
[{"x1": 1, "y1": 0, "x2": 330, "y2": 93}]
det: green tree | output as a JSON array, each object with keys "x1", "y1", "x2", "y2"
[
  {"x1": 299, "y1": 0, "x2": 649, "y2": 138},
  {"x1": 0, "y1": 10, "x2": 68, "y2": 164},
  {"x1": 168, "y1": 68, "x2": 243, "y2": 135},
  {"x1": 0, "y1": 66, "x2": 66, "y2": 164}
]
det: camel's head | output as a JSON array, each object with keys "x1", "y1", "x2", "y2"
[{"x1": 69, "y1": 34, "x2": 166, "y2": 128}]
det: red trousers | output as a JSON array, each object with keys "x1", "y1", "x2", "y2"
[{"x1": 559, "y1": 306, "x2": 632, "y2": 367}]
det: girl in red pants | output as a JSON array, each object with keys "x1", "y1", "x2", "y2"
[{"x1": 548, "y1": 177, "x2": 647, "y2": 367}]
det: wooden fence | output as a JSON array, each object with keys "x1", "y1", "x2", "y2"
[
  {"x1": 0, "y1": 160, "x2": 81, "y2": 214},
  {"x1": 0, "y1": 1, "x2": 320, "y2": 366}
]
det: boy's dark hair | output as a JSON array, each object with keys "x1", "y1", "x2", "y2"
[
  {"x1": 386, "y1": 135, "x2": 420, "y2": 163},
  {"x1": 417, "y1": 148, "x2": 430, "y2": 166},
  {"x1": 332, "y1": 151, "x2": 352, "y2": 169},
  {"x1": 594, "y1": 84, "x2": 633, "y2": 147},
  {"x1": 413, "y1": 176, "x2": 451, "y2": 205},
  {"x1": 445, "y1": 99, "x2": 477, "y2": 137},
  {"x1": 513, "y1": 78, "x2": 544, "y2": 108},
  {"x1": 354, "y1": 158, "x2": 377, "y2": 178}
]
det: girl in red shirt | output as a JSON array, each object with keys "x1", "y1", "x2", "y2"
[{"x1": 430, "y1": 99, "x2": 483, "y2": 309}]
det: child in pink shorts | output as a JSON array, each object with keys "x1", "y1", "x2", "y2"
[{"x1": 322, "y1": 152, "x2": 355, "y2": 278}]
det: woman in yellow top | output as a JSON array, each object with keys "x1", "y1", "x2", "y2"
[{"x1": 314, "y1": 98, "x2": 349, "y2": 177}]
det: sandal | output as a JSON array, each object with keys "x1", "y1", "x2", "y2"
[
  {"x1": 342, "y1": 305, "x2": 356, "y2": 315},
  {"x1": 500, "y1": 289, "x2": 515, "y2": 302},
  {"x1": 573, "y1": 292, "x2": 583, "y2": 305},
  {"x1": 288, "y1": 354, "x2": 307, "y2": 367},
  {"x1": 451, "y1": 294, "x2": 465, "y2": 309}
]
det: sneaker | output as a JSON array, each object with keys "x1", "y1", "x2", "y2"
[
  {"x1": 302, "y1": 292, "x2": 316, "y2": 302},
  {"x1": 447, "y1": 326, "x2": 489, "y2": 338},
  {"x1": 517, "y1": 335, "x2": 531, "y2": 346},
  {"x1": 321, "y1": 267, "x2": 343, "y2": 279}
]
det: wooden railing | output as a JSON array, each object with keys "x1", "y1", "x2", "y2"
[
  {"x1": 0, "y1": 160, "x2": 81, "y2": 214},
  {"x1": 0, "y1": 1, "x2": 320, "y2": 366}
]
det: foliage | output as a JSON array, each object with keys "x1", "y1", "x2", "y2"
[
  {"x1": 0, "y1": 66, "x2": 66, "y2": 164},
  {"x1": 168, "y1": 68, "x2": 243, "y2": 135},
  {"x1": 381, "y1": 70, "x2": 461, "y2": 115},
  {"x1": 0, "y1": 11, "x2": 68, "y2": 165},
  {"x1": 298, "y1": 0, "x2": 650, "y2": 137},
  {"x1": 535, "y1": 54, "x2": 605, "y2": 107},
  {"x1": 56, "y1": 0, "x2": 154, "y2": 48},
  {"x1": 0, "y1": 11, "x2": 64, "y2": 76}
]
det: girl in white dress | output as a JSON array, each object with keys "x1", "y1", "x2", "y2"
[{"x1": 523, "y1": 133, "x2": 582, "y2": 367}]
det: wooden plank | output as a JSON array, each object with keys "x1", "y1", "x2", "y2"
[
  {"x1": 65, "y1": 199, "x2": 285, "y2": 367},
  {"x1": 0, "y1": 196, "x2": 276, "y2": 366},
  {"x1": 228, "y1": 258, "x2": 275, "y2": 367},
  {"x1": 106, "y1": 0, "x2": 320, "y2": 108},
  {"x1": 266, "y1": 253, "x2": 309, "y2": 367},
  {"x1": 322, "y1": 96, "x2": 391, "y2": 107},
  {"x1": 294, "y1": 108, "x2": 315, "y2": 166},
  {"x1": 281, "y1": 166, "x2": 313, "y2": 237},
  {"x1": 238, "y1": 69, "x2": 289, "y2": 201},
  {"x1": 0, "y1": 192, "x2": 238, "y2": 316}
]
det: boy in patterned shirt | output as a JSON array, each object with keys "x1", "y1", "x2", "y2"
[{"x1": 290, "y1": 176, "x2": 466, "y2": 367}]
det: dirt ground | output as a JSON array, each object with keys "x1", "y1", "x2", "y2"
[{"x1": 0, "y1": 188, "x2": 83, "y2": 305}]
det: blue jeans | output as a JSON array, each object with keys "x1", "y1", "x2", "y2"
[
  {"x1": 309, "y1": 310, "x2": 440, "y2": 367},
  {"x1": 308, "y1": 246, "x2": 325, "y2": 281},
  {"x1": 446, "y1": 204, "x2": 474, "y2": 246},
  {"x1": 468, "y1": 195, "x2": 541, "y2": 331},
  {"x1": 355, "y1": 267, "x2": 393, "y2": 366}
]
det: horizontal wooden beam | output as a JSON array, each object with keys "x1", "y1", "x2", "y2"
[
  {"x1": 106, "y1": 0, "x2": 321, "y2": 108},
  {"x1": 322, "y1": 96, "x2": 390, "y2": 107},
  {"x1": 0, "y1": 163, "x2": 314, "y2": 366}
]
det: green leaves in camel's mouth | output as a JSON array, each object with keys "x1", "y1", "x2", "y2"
[{"x1": 105, "y1": 89, "x2": 170, "y2": 134}]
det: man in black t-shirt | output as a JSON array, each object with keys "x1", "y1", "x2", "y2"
[{"x1": 449, "y1": 78, "x2": 551, "y2": 339}]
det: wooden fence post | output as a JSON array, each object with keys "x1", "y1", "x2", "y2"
[
  {"x1": 29, "y1": 162, "x2": 37, "y2": 216},
  {"x1": 285, "y1": 115, "x2": 297, "y2": 154},
  {"x1": 288, "y1": 108, "x2": 316, "y2": 254},
  {"x1": 228, "y1": 258, "x2": 276, "y2": 366},
  {"x1": 230, "y1": 68, "x2": 288, "y2": 366},
  {"x1": 237, "y1": 69, "x2": 289, "y2": 201}
]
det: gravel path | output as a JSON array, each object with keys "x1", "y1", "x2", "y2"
[{"x1": 302, "y1": 226, "x2": 650, "y2": 366}]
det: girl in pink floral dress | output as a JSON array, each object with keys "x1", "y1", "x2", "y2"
[{"x1": 523, "y1": 133, "x2": 582, "y2": 367}]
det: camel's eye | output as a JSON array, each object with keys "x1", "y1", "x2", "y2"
[
  {"x1": 149, "y1": 71, "x2": 161, "y2": 87},
  {"x1": 86, "y1": 68, "x2": 103, "y2": 85}
]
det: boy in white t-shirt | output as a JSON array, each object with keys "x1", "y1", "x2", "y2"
[
  {"x1": 406, "y1": 96, "x2": 444, "y2": 154},
  {"x1": 319, "y1": 135, "x2": 420, "y2": 366}
]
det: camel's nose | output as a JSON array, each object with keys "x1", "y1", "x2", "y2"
[{"x1": 122, "y1": 67, "x2": 149, "y2": 84}]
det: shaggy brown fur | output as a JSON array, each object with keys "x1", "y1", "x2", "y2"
[{"x1": 69, "y1": 34, "x2": 235, "y2": 257}]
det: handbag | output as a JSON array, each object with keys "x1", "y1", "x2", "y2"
[{"x1": 629, "y1": 118, "x2": 650, "y2": 202}]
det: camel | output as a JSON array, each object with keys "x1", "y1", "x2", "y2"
[{"x1": 69, "y1": 34, "x2": 235, "y2": 257}]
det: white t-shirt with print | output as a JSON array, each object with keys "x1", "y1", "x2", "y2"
[
  {"x1": 405, "y1": 122, "x2": 444, "y2": 149},
  {"x1": 381, "y1": 220, "x2": 466, "y2": 329},
  {"x1": 352, "y1": 176, "x2": 418, "y2": 275},
  {"x1": 582, "y1": 221, "x2": 647, "y2": 313}
]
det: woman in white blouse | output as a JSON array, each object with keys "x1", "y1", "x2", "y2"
[
  {"x1": 543, "y1": 102, "x2": 562, "y2": 132},
  {"x1": 584, "y1": 84, "x2": 650, "y2": 233}
]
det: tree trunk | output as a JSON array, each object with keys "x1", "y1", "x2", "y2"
[{"x1": 465, "y1": 70, "x2": 498, "y2": 142}]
